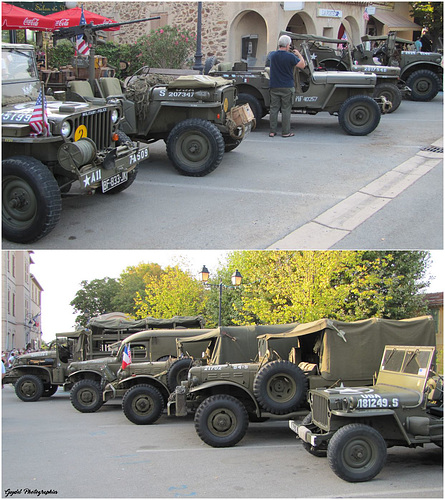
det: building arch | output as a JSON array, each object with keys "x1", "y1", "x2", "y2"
[
  {"x1": 228, "y1": 10, "x2": 268, "y2": 65},
  {"x1": 285, "y1": 12, "x2": 316, "y2": 35},
  {"x1": 340, "y1": 16, "x2": 361, "y2": 45}
]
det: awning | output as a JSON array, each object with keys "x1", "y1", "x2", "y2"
[{"x1": 371, "y1": 10, "x2": 421, "y2": 32}]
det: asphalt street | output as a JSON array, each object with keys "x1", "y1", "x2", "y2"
[
  {"x1": 2, "y1": 385, "x2": 443, "y2": 498},
  {"x1": 2, "y1": 93, "x2": 443, "y2": 250}
]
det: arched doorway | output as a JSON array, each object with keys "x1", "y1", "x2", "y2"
[
  {"x1": 229, "y1": 10, "x2": 267, "y2": 66},
  {"x1": 286, "y1": 12, "x2": 316, "y2": 35},
  {"x1": 338, "y1": 16, "x2": 361, "y2": 44}
]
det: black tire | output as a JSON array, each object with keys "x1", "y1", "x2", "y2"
[
  {"x1": 237, "y1": 93, "x2": 262, "y2": 122},
  {"x1": 166, "y1": 118, "x2": 225, "y2": 176},
  {"x1": 122, "y1": 384, "x2": 164, "y2": 425},
  {"x1": 194, "y1": 395, "x2": 249, "y2": 447},
  {"x1": 166, "y1": 358, "x2": 192, "y2": 392},
  {"x1": 204, "y1": 56, "x2": 218, "y2": 75},
  {"x1": 301, "y1": 412, "x2": 327, "y2": 457},
  {"x1": 338, "y1": 95, "x2": 381, "y2": 136},
  {"x1": 2, "y1": 156, "x2": 62, "y2": 243},
  {"x1": 70, "y1": 379, "x2": 104, "y2": 413},
  {"x1": 42, "y1": 384, "x2": 58, "y2": 398},
  {"x1": 327, "y1": 424, "x2": 387, "y2": 482},
  {"x1": 100, "y1": 131, "x2": 138, "y2": 194},
  {"x1": 373, "y1": 82, "x2": 402, "y2": 113},
  {"x1": 406, "y1": 69, "x2": 440, "y2": 101},
  {"x1": 253, "y1": 360, "x2": 308, "y2": 415},
  {"x1": 15, "y1": 374, "x2": 44, "y2": 402}
]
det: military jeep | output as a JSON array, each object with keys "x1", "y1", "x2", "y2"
[
  {"x1": 360, "y1": 32, "x2": 443, "y2": 101},
  {"x1": 2, "y1": 43, "x2": 149, "y2": 243},
  {"x1": 290, "y1": 345, "x2": 442, "y2": 482},
  {"x1": 66, "y1": 69, "x2": 255, "y2": 177},
  {"x1": 208, "y1": 41, "x2": 391, "y2": 135},
  {"x1": 168, "y1": 316, "x2": 435, "y2": 448}
]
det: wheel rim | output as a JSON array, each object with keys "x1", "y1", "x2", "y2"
[
  {"x1": 20, "y1": 380, "x2": 38, "y2": 398},
  {"x1": 414, "y1": 78, "x2": 432, "y2": 95},
  {"x1": 79, "y1": 388, "x2": 98, "y2": 406},
  {"x1": 176, "y1": 132, "x2": 210, "y2": 168},
  {"x1": 266, "y1": 373, "x2": 297, "y2": 403},
  {"x1": 3, "y1": 175, "x2": 38, "y2": 228},
  {"x1": 347, "y1": 103, "x2": 372, "y2": 128},
  {"x1": 207, "y1": 407, "x2": 237, "y2": 437},
  {"x1": 341, "y1": 437, "x2": 377, "y2": 471},
  {"x1": 131, "y1": 394, "x2": 154, "y2": 416}
]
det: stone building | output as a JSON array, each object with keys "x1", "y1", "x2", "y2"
[
  {"x1": 2, "y1": 251, "x2": 43, "y2": 351},
  {"x1": 83, "y1": 1, "x2": 421, "y2": 67}
]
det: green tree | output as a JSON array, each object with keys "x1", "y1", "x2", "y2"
[
  {"x1": 410, "y1": 2, "x2": 443, "y2": 49},
  {"x1": 134, "y1": 265, "x2": 207, "y2": 319},
  {"x1": 70, "y1": 277, "x2": 121, "y2": 327}
]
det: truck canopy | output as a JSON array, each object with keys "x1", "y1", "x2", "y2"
[
  {"x1": 177, "y1": 323, "x2": 301, "y2": 364},
  {"x1": 88, "y1": 313, "x2": 205, "y2": 331},
  {"x1": 258, "y1": 316, "x2": 435, "y2": 382}
]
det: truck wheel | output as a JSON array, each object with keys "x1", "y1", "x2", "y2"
[
  {"x1": 406, "y1": 69, "x2": 440, "y2": 101},
  {"x1": 166, "y1": 358, "x2": 192, "y2": 392},
  {"x1": 253, "y1": 360, "x2": 307, "y2": 415},
  {"x1": 194, "y1": 394, "x2": 249, "y2": 447},
  {"x1": 2, "y1": 156, "x2": 62, "y2": 243},
  {"x1": 70, "y1": 380, "x2": 104, "y2": 413},
  {"x1": 338, "y1": 95, "x2": 381, "y2": 136},
  {"x1": 237, "y1": 93, "x2": 262, "y2": 122},
  {"x1": 15, "y1": 374, "x2": 44, "y2": 402},
  {"x1": 374, "y1": 83, "x2": 402, "y2": 113},
  {"x1": 122, "y1": 384, "x2": 164, "y2": 425},
  {"x1": 42, "y1": 384, "x2": 58, "y2": 397},
  {"x1": 301, "y1": 412, "x2": 327, "y2": 457},
  {"x1": 166, "y1": 118, "x2": 225, "y2": 177},
  {"x1": 327, "y1": 423, "x2": 387, "y2": 482}
]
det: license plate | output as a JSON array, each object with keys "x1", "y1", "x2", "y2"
[{"x1": 101, "y1": 171, "x2": 128, "y2": 192}]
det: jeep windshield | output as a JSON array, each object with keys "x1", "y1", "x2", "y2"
[{"x1": 2, "y1": 46, "x2": 40, "y2": 102}]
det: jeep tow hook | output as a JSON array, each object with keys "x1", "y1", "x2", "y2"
[{"x1": 379, "y1": 96, "x2": 392, "y2": 114}]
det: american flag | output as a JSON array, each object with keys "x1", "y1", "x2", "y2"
[
  {"x1": 76, "y1": 6, "x2": 90, "y2": 56},
  {"x1": 30, "y1": 89, "x2": 51, "y2": 136}
]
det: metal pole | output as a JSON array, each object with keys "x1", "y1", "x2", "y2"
[
  {"x1": 218, "y1": 282, "x2": 222, "y2": 326},
  {"x1": 193, "y1": 1, "x2": 203, "y2": 73}
]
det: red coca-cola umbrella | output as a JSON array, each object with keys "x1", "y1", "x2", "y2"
[
  {"x1": 2, "y1": 3, "x2": 55, "y2": 31},
  {"x1": 45, "y1": 7, "x2": 120, "y2": 31}
]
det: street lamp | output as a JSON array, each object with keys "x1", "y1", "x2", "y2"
[
  {"x1": 200, "y1": 265, "x2": 243, "y2": 326},
  {"x1": 193, "y1": 1, "x2": 204, "y2": 73}
]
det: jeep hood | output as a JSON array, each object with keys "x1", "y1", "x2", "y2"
[{"x1": 69, "y1": 356, "x2": 118, "y2": 370}]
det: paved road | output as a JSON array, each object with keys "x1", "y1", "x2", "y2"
[
  {"x1": 2, "y1": 386, "x2": 443, "y2": 498},
  {"x1": 2, "y1": 94, "x2": 442, "y2": 250}
]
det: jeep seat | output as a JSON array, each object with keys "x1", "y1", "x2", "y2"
[
  {"x1": 99, "y1": 77, "x2": 124, "y2": 98},
  {"x1": 67, "y1": 81, "x2": 106, "y2": 104}
]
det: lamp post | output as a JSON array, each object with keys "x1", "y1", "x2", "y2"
[
  {"x1": 193, "y1": 1, "x2": 204, "y2": 73},
  {"x1": 200, "y1": 265, "x2": 243, "y2": 326}
]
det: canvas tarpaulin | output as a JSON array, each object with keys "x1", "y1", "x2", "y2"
[
  {"x1": 88, "y1": 314, "x2": 205, "y2": 332},
  {"x1": 177, "y1": 323, "x2": 300, "y2": 364},
  {"x1": 258, "y1": 316, "x2": 436, "y2": 381}
]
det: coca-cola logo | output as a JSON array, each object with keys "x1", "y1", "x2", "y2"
[
  {"x1": 23, "y1": 17, "x2": 40, "y2": 27},
  {"x1": 55, "y1": 18, "x2": 69, "y2": 27}
]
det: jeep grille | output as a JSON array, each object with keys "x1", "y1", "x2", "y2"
[
  {"x1": 311, "y1": 393, "x2": 329, "y2": 428},
  {"x1": 71, "y1": 109, "x2": 112, "y2": 151}
]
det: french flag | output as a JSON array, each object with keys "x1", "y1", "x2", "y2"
[{"x1": 121, "y1": 345, "x2": 132, "y2": 370}]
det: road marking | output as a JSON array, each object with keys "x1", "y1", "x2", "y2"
[{"x1": 268, "y1": 138, "x2": 443, "y2": 249}]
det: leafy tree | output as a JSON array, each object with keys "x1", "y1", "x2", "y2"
[
  {"x1": 70, "y1": 277, "x2": 121, "y2": 327},
  {"x1": 134, "y1": 265, "x2": 207, "y2": 319},
  {"x1": 410, "y1": 2, "x2": 443, "y2": 49}
]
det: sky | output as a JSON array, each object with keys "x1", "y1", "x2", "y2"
[{"x1": 30, "y1": 249, "x2": 444, "y2": 342}]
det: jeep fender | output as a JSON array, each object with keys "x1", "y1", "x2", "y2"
[
  {"x1": 401, "y1": 61, "x2": 442, "y2": 80},
  {"x1": 190, "y1": 380, "x2": 261, "y2": 415},
  {"x1": 66, "y1": 369, "x2": 103, "y2": 387},
  {"x1": 118, "y1": 375, "x2": 170, "y2": 400},
  {"x1": 5, "y1": 366, "x2": 53, "y2": 385}
]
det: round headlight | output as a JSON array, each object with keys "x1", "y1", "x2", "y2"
[
  {"x1": 111, "y1": 109, "x2": 119, "y2": 123},
  {"x1": 61, "y1": 120, "x2": 71, "y2": 138}
]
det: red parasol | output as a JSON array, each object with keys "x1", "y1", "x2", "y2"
[
  {"x1": 45, "y1": 7, "x2": 120, "y2": 31},
  {"x1": 2, "y1": 3, "x2": 55, "y2": 31}
]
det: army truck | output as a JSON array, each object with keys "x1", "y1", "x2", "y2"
[
  {"x1": 67, "y1": 328, "x2": 210, "y2": 414},
  {"x1": 208, "y1": 41, "x2": 390, "y2": 135},
  {"x1": 290, "y1": 345, "x2": 442, "y2": 482},
  {"x1": 168, "y1": 316, "x2": 435, "y2": 447},
  {"x1": 2, "y1": 43, "x2": 149, "y2": 244},
  {"x1": 359, "y1": 31, "x2": 443, "y2": 101},
  {"x1": 277, "y1": 31, "x2": 406, "y2": 113}
]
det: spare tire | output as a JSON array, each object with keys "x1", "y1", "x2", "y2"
[
  {"x1": 166, "y1": 358, "x2": 193, "y2": 392},
  {"x1": 253, "y1": 360, "x2": 308, "y2": 414}
]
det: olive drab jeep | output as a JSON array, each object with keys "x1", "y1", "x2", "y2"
[
  {"x1": 66, "y1": 328, "x2": 210, "y2": 416},
  {"x1": 290, "y1": 345, "x2": 443, "y2": 482},
  {"x1": 2, "y1": 43, "x2": 149, "y2": 244},
  {"x1": 278, "y1": 31, "x2": 406, "y2": 113},
  {"x1": 207, "y1": 41, "x2": 390, "y2": 135},
  {"x1": 168, "y1": 317, "x2": 435, "y2": 448},
  {"x1": 66, "y1": 70, "x2": 255, "y2": 177},
  {"x1": 359, "y1": 31, "x2": 443, "y2": 101}
]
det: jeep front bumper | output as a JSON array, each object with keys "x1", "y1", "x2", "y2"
[{"x1": 289, "y1": 420, "x2": 333, "y2": 446}]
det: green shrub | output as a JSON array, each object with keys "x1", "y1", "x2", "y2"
[{"x1": 47, "y1": 40, "x2": 75, "y2": 69}]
